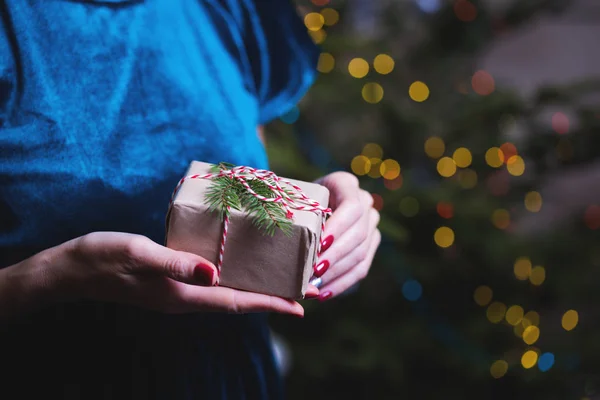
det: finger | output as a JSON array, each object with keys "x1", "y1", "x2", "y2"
[
  {"x1": 319, "y1": 229, "x2": 381, "y2": 300},
  {"x1": 316, "y1": 207, "x2": 379, "y2": 281},
  {"x1": 125, "y1": 236, "x2": 219, "y2": 287},
  {"x1": 305, "y1": 284, "x2": 320, "y2": 298},
  {"x1": 178, "y1": 285, "x2": 305, "y2": 316}
]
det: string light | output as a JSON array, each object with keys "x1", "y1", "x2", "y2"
[
  {"x1": 471, "y1": 70, "x2": 494, "y2": 95},
  {"x1": 373, "y1": 54, "x2": 395, "y2": 75},
  {"x1": 491, "y1": 209, "x2": 510, "y2": 229},
  {"x1": 380, "y1": 159, "x2": 401, "y2": 180},
  {"x1": 437, "y1": 157, "x2": 457, "y2": 177},
  {"x1": 485, "y1": 147, "x2": 504, "y2": 167},
  {"x1": 486, "y1": 301, "x2": 507, "y2": 323},
  {"x1": 562, "y1": 310, "x2": 579, "y2": 331},
  {"x1": 474, "y1": 285, "x2": 493, "y2": 306},
  {"x1": 367, "y1": 158, "x2": 382, "y2": 178},
  {"x1": 425, "y1": 137, "x2": 445, "y2": 159},
  {"x1": 309, "y1": 29, "x2": 327, "y2": 44},
  {"x1": 320, "y1": 8, "x2": 339, "y2": 26},
  {"x1": 409, "y1": 81, "x2": 430, "y2": 102},
  {"x1": 317, "y1": 53, "x2": 335, "y2": 73},
  {"x1": 490, "y1": 360, "x2": 508, "y2": 378},
  {"x1": 452, "y1": 147, "x2": 472, "y2": 168},
  {"x1": 529, "y1": 266, "x2": 546, "y2": 286},
  {"x1": 524, "y1": 191, "x2": 542, "y2": 212},
  {"x1": 514, "y1": 257, "x2": 532, "y2": 281},
  {"x1": 523, "y1": 325, "x2": 540, "y2": 345},
  {"x1": 362, "y1": 143, "x2": 383, "y2": 159},
  {"x1": 434, "y1": 226, "x2": 454, "y2": 248},
  {"x1": 506, "y1": 305, "x2": 524, "y2": 326},
  {"x1": 507, "y1": 155, "x2": 525, "y2": 176},
  {"x1": 362, "y1": 82, "x2": 384, "y2": 103},
  {"x1": 348, "y1": 58, "x2": 369, "y2": 78},
  {"x1": 521, "y1": 350, "x2": 538, "y2": 369},
  {"x1": 351, "y1": 155, "x2": 371, "y2": 176},
  {"x1": 523, "y1": 311, "x2": 540, "y2": 328},
  {"x1": 304, "y1": 12, "x2": 325, "y2": 31}
]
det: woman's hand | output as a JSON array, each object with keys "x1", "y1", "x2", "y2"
[
  {"x1": 311, "y1": 172, "x2": 381, "y2": 301},
  {"x1": 0, "y1": 232, "x2": 307, "y2": 319}
]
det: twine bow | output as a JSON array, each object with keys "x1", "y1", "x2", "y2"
[{"x1": 170, "y1": 164, "x2": 332, "y2": 274}]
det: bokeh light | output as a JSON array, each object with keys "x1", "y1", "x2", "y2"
[
  {"x1": 454, "y1": 0, "x2": 477, "y2": 22},
  {"x1": 304, "y1": 12, "x2": 325, "y2": 31},
  {"x1": 309, "y1": 29, "x2": 327, "y2": 44},
  {"x1": 485, "y1": 147, "x2": 504, "y2": 167},
  {"x1": 521, "y1": 350, "x2": 538, "y2": 369},
  {"x1": 402, "y1": 279, "x2": 422, "y2": 301},
  {"x1": 584, "y1": 205, "x2": 600, "y2": 230},
  {"x1": 380, "y1": 159, "x2": 401, "y2": 179},
  {"x1": 500, "y1": 142, "x2": 517, "y2": 162},
  {"x1": 348, "y1": 58, "x2": 369, "y2": 78},
  {"x1": 372, "y1": 193, "x2": 384, "y2": 211},
  {"x1": 562, "y1": 310, "x2": 579, "y2": 331},
  {"x1": 437, "y1": 157, "x2": 457, "y2": 177},
  {"x1": 506, "y1": 305, "x2": 524, "y2": 326},
  {"x1": 538, "y1": 353, "x2": 555, "y2": 372},
  {"x1": 317, "y1": 53, "x2": 335, "y2": 73},
  {"x1": 507, "y1": 155, "x2": 525, "y2": 176},
  {"x1": 471, "y1": 70, "x2": 494, "y2": 95},
  {"x1": 437, "y1": 202, "x2": 454, "y2": 219},
  {"x1": 367, "y1": 158, "x2": 382, "y2": 178},
  {"x1": 523, "y1": 325, "x2": 540, "y2": 345},
  {"x1": 474, "y1": 285, "x2": 493, "y2": 306},
  {"x1": 434, "y1": 226, "x2": 455, "y2": 248},
  {"x1": 409, "y1": 81, "x2": 430, "y2": 102},
  {"x1": 486, "y1": 301, "x2": 507, "y2": 323},
  {"x1": 373, "y1": 54, "x2": 395, "y2": 75},
  {"x1": 529, "y1": 266, "x2": 546, "y2": 286},
  {"x1": 320, "y1": 8, "x2": 339, "y2": 26},
  {"x1": 400, "y1": 197, "x2": 420, "y2": 217},
  {"x1": 362, "y1": 143, "x2": 383, "y2": 159},
  {"x1": 384, "y1": 175, "x2": 403, "y2": 191},
  {"x1": 552, "y1": 112, "x2": 569, "y2": 134},
  {"x1": 514, "y1": 257, "x2": 532, "y2": 280},
  {"x1": 457, "y1": 169, "x2": 478, "y2": 189},
  {"x1": 523, "y1": 311, "x2": 540, "y2": 328},
  {"x1": 351, "y1": 155, "x2": 371, "y2": 176},
  {"x1": 362, "y1": 82, "x2": 384, "y2": 103},
  {"x1": 525, "y1": 191, "x2": 542, "y2": 212},
  {"x1": 491, "y1": 209, "x2": 510, "y2": 229},
  {"x1": 424, "y1": 137, "x2": 445, "y2": 159},
  {"x1": 490, "y1": 360, "x2": 508, "y2": 379},
  {"x1": 452, "y1": 147, "x2": 472, "y2": 168}
]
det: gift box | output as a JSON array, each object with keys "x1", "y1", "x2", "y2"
[{"x1": 165, "y1": 161, "x2": 330, "y2": 299}]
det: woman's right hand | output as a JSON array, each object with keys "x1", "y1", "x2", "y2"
[{"x1": 1, "y1": 232, "x2": 305, "y2": 318}]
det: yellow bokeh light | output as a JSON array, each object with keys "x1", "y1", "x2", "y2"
[
  {"x1": 362, "y1": 143, "x2": 383, "y2": 159},
  {"x1": 506, "y1": 305, "x2": 524, "y2": 326},
  {"x1": 485, "y1": 147, "x2": 504, "y2": 168},
  {"x1": 320, "y1": 8, "x2": 339, "y2": 26},
  {"x1": 522, "y1": 325, "x2": 540, "y2": 345},
  {"x1": 399, "y1": 197, "x2": 419, "y2": 217},
  {"x1": 348, "y1": 58, "x2": 369, "y2": 78},
  {"x1": 474, "y1": 285, "x2": 493, "y2": 306},
  {"x1": 317, "y1": 53, "x2": 335, "y2": 73},
  {"x1": 434, "y1": 226, "x2": 455, "y2": 248},
  {"x1": 304, "y1": 12, "x2": 325, "y2": 31},
  {"x1": 453, "y1": 147, "x2": 472, "y2": 168},
  {"x1": 514, "y1": 322, "x2": 525, "y2": 338},
  {"x1": 524, "y1": 191, "x2": 542, "y2": 212},
  {"x1": 529, "y1": 266, "x2": 545, "y2": 286},
  {"x1": 373, "y1": 54, "x2": 395, "y2": 75},
  {"x1": 522, "y1": 311, "x2": 540, "y2": 328},
  {"x1": 490, "y1": 360, "x2": 508, "y2": 379},
  {"x1": 380, "y1": 159, "x2": 401, "y2": 180},
  {"x1": 424, "y1": 137, "x2": 445, "y2": 159},
  {"x1": 491, "y1": 209, "x2": 510, "y2": 229},
  {"x1": 362, "y1": 82, "x2": 384, "y2": 104},
  {"x1": 437, "y1": 157, "x2": 457, "y2": 178},
  {"x1": 514, "y1": 257, "x2": 532, "y2": 281},
  {"x1": 367, "y1": 158, "x2": 382, "y2": 178},
  {"x1": 458, "y1": 169, "x2": 477, "y2": 189},
  {"x1": 521, "y1": 350, "x2": 538, "y2": 369},
  {"x1": 308, "y1": 29, "x2": 327, "y2": 44},
  {"x1": 507, "y1": 155, "x2": 525, "y2": 176},
  {"x1": 409, "y1": 81, "x2": 430, "y2": 102},
  {"x1": 486, "y1": 301, "x2": 507, "y2": 323},
  {"x1": 562, "y1": 310, "x2": 579, "y2": 331},
  {"x1": 351, "y1": 155, "x2": 371, "y2": 176}
]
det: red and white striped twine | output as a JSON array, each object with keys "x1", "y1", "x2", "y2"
[{"x1": 170, "y1": 165, "x2": 332, "y2": 274}]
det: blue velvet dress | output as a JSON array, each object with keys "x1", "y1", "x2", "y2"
[{"x1": 0, "y1": 0, "x2": 317, "y2": 398}]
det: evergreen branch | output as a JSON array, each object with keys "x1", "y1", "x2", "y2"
[{"x1": 204, "y1": 176, "x2": 243, "y2": 221}]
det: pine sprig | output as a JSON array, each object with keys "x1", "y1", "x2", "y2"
[{"x1": 204, "y1": 163, "x2": 294, "y2": 236}]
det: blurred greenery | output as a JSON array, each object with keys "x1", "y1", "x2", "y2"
[{"x1": 268, "y1": 0, "x2": 600, "y2": 399}]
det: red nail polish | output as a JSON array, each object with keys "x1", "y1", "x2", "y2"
[
  {"x1": 319, "y1": 235, "x2": 334, "y2": 255},
  {"x1": 194, "y1": 263, "x2": 215, "y2": 286},
  {"x1": 319, "y1": 291, "x2": 333, "y2": 302},
  {"x1": 313, "y1": 260, "x2": 330, "y2": 278},
  {"x1": 304, "y1": 292, "x2": 319, "y2": 299}
]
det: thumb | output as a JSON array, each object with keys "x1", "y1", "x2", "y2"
[{"x1": 135, "y1": 239, "x2": 219, "y2": 286}]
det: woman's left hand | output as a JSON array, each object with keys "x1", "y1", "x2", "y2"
[{"x1": 311, "y1": 172, "x2": 381, "y2": 301}]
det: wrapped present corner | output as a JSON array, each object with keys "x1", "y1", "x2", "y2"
[{"x1": 165, "y1": 161, "x2": 330, "y2": 299}]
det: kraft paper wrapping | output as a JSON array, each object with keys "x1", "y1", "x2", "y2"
[{"x1": 165, "y1": 161, "x2": 330, "y2": 299}]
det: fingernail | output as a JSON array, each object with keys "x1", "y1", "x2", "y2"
[
  {"x1": 194, "y1": 263, "x2": 215, "y2": 286},
  {"x1": 313, "y1": 260, "x2": 330, "y2": 278},
  {"x1": 304, "y1": 292, "x2": 319, "y2": 299},
  {"x1": 319, "y1": 291, "x2": 333, "y2": 302},
  {"x1": 319, "y1": 235, "x2": 334, "y2": 255},
  {"x1": 309, "y1": 277, "x2": 323, "y2": 288}
]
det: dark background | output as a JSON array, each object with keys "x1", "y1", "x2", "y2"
[{"x1": 267, "y1": 0, "x2": 600, "y2": 398}]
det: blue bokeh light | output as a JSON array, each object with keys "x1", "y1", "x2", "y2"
[
  {"x1": 538, "y1": 352, "x2": 555, "y2": 372},
  {"x1": 402, "y1": 279, "x2": 422, "y2": 301},
  {"x1": 416, "y1": 0, "x2": 441, "y2": 14},
  {"x1": 280, "y1": 106, "x2": 300, "y2": 124}
]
